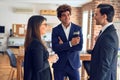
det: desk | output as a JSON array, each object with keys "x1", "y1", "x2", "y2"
[
  {"x1": 80, "y1": 53, "x2": 91, "y2": 80},
  {"x1": 16, "y1": 53, "x2": 91, "y2": 80},
  {"x1": 80, "y1": 53, "x2": 91, "y2": 61}
]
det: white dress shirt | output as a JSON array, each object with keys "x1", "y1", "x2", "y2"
[
  {"x1": 62, "y1": 23, "x2": 71, "y2": 40},
  {"x1": 99, "y1": 22, "x2": 113, "y2": 36},
  {"x1": 62, "y1": 23, "x2": 72, "y2": 47}
]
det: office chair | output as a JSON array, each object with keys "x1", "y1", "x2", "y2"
[{"x1": 6, "y1": 49, "x2": 23, "y2": 80}]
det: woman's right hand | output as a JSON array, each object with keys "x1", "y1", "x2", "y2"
[{"x1": 48, "y1": 54, "x2": 59, "y2": 63}]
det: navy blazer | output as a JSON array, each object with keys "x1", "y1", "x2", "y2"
[
  {"x1": 24, "y1": 39, "x2": 52, "y2": 80},
  {"x1": 90, "y1": 24, "x2": 119, "y2": 80},
  {"x1": 52, "y1": 23, "x2": 83, "y2": 69}
]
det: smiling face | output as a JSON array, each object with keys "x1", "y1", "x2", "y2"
[
  {"x1": 94, "y1": 8, "x2": 105, "y2": 25},
  {"x1": 59, "y1": 11, "x2": 71, "y2": 27},
  {"x1": 40, "y1": 20, "x2": 47, "y2": 35},
  {"x1": 94, "y1": 8, "x2": 108, "y2": 26}
]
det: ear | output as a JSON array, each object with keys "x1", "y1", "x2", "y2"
[{"x1": 103, "y1": 14, "x2": 107, "y2": 20}]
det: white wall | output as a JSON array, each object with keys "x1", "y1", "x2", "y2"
[
  {"x1": 0, "y1": 3, "x2": 60, "y2": 35},
  {"x1": 114, "y1": 21, "x2": 120, "y2": 48},
  {"x1": 0, "y1": 2, "x2": 60, "y2": 51}
]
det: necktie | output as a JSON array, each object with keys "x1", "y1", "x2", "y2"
[
  {"x1": 99, "y1": 30, "x2": 102, "y2": 36},
  {"x1": 95, "y1": 30, "x2": 102, "y2": 41}
]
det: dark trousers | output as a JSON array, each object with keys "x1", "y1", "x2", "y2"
[
  {"x1": 82, "y1": 61, "x2": 91, "y2": 76},
  {"x1": 82, "y1": 50, "x2": 92, "y2": 80},
  {"x1": 53, "y1": 61, "x2": 80, "y2": 80}
]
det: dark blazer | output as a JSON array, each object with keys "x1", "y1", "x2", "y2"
[
  {"x1": 24, "y1": 39, "x2": 52, "y2": 80},
  {"x1": 90, "y1": 24, "x2": 119, "y2": 80},
  {"x1": 52, "y1": 23, "x2": 83, "y2": 69}
]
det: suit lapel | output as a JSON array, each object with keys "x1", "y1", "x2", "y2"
[
  {"x1": 99, "y1": 24, "x2": 115, "y2": 38},
  {"x1": 103, "y1": 24, "x2": 116, "y2": 34},
  {"x1": 68, "y1": 23, "x2": 74, "y2": 40},
  {"x1": 59, "y1": 23, "x2": 76, "y2": 41},
  {"x1": 59, "y1": 24, "x2": 68, "y2": 41},
  {"x1": 96, "y1": 24, "x2": 116, "y2": 44}
]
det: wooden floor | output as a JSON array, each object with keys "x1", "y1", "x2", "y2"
[
  {"x1": 0, "y1": 53, "x2": 88, "y2": 80},
  {"x1": 0, "y1": 48, "x2": 19, "y2": 80},
  {"x1": 0, "y1": 66, "x2": 12, "y2": 80},
  {"x1": 0, "y1": 53, "x2": 119, "y2": 80},
  {"x1": 0, "y1": 53, "x2": 16, "y2": 80}
]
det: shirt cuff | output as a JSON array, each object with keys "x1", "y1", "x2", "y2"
[{"x1": 69, "y1": 41, "x2": 72, "y2": 47}]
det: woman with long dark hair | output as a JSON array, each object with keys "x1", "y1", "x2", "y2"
[{"x1": 24, "y1": 15, "x2": 58, "y2": 80}]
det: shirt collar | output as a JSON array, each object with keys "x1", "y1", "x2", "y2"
[
  {"x1": 62, "y1": 22, "x2": 71, "y2": 30},
  {"x1": 101, "y1": 22, "x2": 113, "y2": 33}
]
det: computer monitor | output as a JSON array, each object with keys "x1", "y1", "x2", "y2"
[{"x1": 0, "y1": 26, "x2": 5, "y2": 33}]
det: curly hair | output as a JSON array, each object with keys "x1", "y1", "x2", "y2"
[{"x1": 57, "y1": 4, "x2": 71, "y2": 18}]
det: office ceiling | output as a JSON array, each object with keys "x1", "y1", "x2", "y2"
[{"x1": 0, "y1": 0, "x2": 92, "y2": 7}]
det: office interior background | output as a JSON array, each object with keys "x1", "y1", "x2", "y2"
[{"x1": 0, "y1": 0, "x2": 120, "y2": 80}]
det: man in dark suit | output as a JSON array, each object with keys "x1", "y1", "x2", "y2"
[
  {"x1": 89, "y1": 4, "x2": 119, "y2": 80},
  {"x1": 52, "y1": 4, "x2": 83, "y2": 80}
]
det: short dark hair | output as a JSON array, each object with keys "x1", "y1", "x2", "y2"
[
  {"x1": 57, "y1": 4, "x2": 71, "y2": 18},
  {"x1": 97, "y1": 4, "x2": 114, "y2": 22}
]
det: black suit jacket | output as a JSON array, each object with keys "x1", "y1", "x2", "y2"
[
  {"x1": 90, "y1": 24, "x2": 119, "y2": 80},
  {"x1": 24, "y1": 39, "x2": 52, "y2": 80}
]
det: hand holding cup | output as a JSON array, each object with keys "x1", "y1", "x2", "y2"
[{"x1": 48, "y1": 54, "x2": 59, "y2": 63}]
